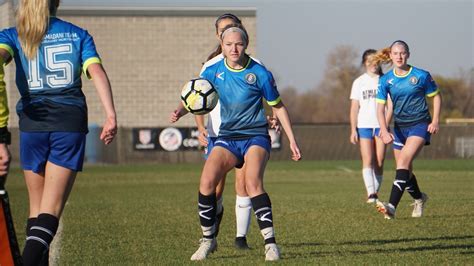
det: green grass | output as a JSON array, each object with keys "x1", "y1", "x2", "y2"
[{"x1": 6, "y1": 159, "x2": 474, "y2": 264}]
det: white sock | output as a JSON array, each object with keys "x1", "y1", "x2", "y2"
[
  {"x1": 217, "y1": 196, "x2": 223, "y2": 215},
  {"x1": 375, "y1": 174, "x2": 383, "y2": 193},
  {"x1": 235, "y1": 195, "x2": 252, "y2": 237},
  {"x1": 362, "y1": 168, "x2": 376, "y2": 196}
]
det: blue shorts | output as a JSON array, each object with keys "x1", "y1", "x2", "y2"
[
  {"x1": 213, "y1": 135, "x2": 271, "y2": 168},
  {"x1": 357, "y1": 128, "x2": 380, "y2": 139},
  {"x1": 20, "y1": 131, "x2": 86, "y2": 173},
  {"x1": 204, "y1": 137, "x2": 217, "y2": 160},
  {"x1": 393, "y1": 122, "x2": 431, "y2": 150}
]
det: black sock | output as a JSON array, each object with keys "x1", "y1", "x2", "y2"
[
  {"x1": 22, "y1": 213, "x2": 58, "y2": 266},
  {"x1": 251, "y1": 193, "x2": 276, "y2": 245},
  {"x1": 198, "y1": 192, "x2": 216, "y2": 239},
  {"x1": 406, "y1": 173, "x2": 422, "y2": 199},
  {"x1": 389, "y1": 169, "x2": 410, "y2": 208},
  {"x1": 26, "y1": 217, "x2": 37, "y2": 237}
]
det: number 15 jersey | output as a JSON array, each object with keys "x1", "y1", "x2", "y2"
[{"x1": 0, "y1": 17, "x2": 101, "y2": 132}]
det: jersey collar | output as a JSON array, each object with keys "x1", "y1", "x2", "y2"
[
  {"x1": 224, "y1": 57, "x2": 252, "y2": 72},
  {"x1": 393, "y1": 65, "x2": 412, "y2": 78}
]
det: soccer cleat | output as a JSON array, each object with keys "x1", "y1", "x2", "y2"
[
  {"x1": 264, "y1": 243, "x2": 280, "y2": 261},
  {"x1": 411, "y1": 192, "x2": 428, "y2": 218},
  {"x1": 190, "y1": 238, "x2": 217, "y2": 261},
  {"x1": 367, "y1": 193, "x2": 379, "y2": 204},
  {"x1": 234, "y1": 236, "x2": 250, "y2": 249},
  {"x1": 376, "y1": 201, "x2": 395, "y2": 219},
  {"x1": 215, "y1": 207, "x2": 224, "y2": 237}
]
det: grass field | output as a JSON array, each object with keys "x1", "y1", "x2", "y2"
[{"x1": 6, "y1": 159, "x2": 474, "y2": 264}]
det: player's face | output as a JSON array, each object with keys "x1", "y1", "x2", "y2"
[
  {"x1": 364, "y1": 59, "x2": 379, "y2": 75},
  {"x1": 216, "y1": 18, "x2": 235, "y2": 40},
  {"x1": 390, "y1": 44, "x2": 410, "y2": 69},
  {"x1": 221, "y1": 31, "x2": 247, "y2": 66}
]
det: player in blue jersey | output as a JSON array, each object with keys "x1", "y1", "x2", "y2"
[
  {"x1": 373, "y1": 40, "x2": 442, "y2": 219},
  {"x1": 195, "y1": 13, "x2": 280, "y2": 250},
  {"x1": 350, "y1": 49, "x2": 392, "y2": 203},
  {"x1": 0, "y1": 0, "x2": 117, "y2": 264},
  {"x1": 170, "y1": 23, "x2": 301, "y2": 261}
]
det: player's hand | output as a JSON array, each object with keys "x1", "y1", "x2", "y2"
[
  {"x1": 427, "y1": 122, "x2": 439, "y2": 134},
  {"x1": 198, "y1": 129, "x2": 209, "y2": 147},
  {"x1": 290, "y1": 141, "x2": 302, "y2": 161},
  {"x1": 267, "y1": 115, "x2": 281, "y2": 133},
  {"x1": 0, "y1": 143, "x2": 11, "y2": 177},
  {"x1": 379, "y1": 129, "x2": 393, "y2": 145},
  {"x1": 350, "y1": 131, "x2": 358, "y2": 144},
  {"x1": 170, "y1": 109, "x2": 184, "y2": 123},
  {"x1": 100, "y1": 116, "x2": 117, "y2": 145}
]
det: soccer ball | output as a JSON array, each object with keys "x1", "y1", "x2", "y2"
[{"x1": 181, "y1": 78, "x2": 218, "y2": 115}]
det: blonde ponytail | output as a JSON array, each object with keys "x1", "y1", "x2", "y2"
[
  {"x1": 16, "y1": 0, "x2": 51, "y2": 59},
  {"x1": 369, "y1": 47, "x2": 392, "y2": 67}
]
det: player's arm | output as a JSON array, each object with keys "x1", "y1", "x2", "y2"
[
  {"x1": 428, "y1": 93, "x2": 442, "y2": 134},
  {"x1": 87, "y1": 63, "x2": 117, "y2": 145},
  {"x1": 0, "y1": 49, "x2": 11, "y2": 178},
  {"x1": 271, "y1": 101, "x2": 301, "y2": 161},
  {"x1": 194, "y1": 115, "x2": 209, "y2": 147},
  {"x1": 349, "y1": 100, "x2": 359, "y2": 144},
  {"x1": 385, "y1": 96, "x2": 393, "y2": 127},
  {"x1": 376, "y1": 80, "x2": 393, "y2": 144},
  {"x1": 170, "y1": 102, "x2": 189, "y2": 123}
]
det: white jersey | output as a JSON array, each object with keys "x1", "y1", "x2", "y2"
[
  {"x1": 199, "y1": 54, "x2": 263, "y2": 137},
  {"x1": 350, "y1": 73, "x2": 380, "y2": 128}
]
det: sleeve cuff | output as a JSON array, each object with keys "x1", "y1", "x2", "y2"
[
  {"x1": 376, "y1": 99, "x2": 387, "y2": 104},
  {"x1": 0, "y1": 44, "x2": 14, "y2": 64},
  {"x1": 83, "y1": 57, "x2": 102, "y2": 79},
  {"x1": 426, "y1": 88, "x2": 440, "y2": 97},
  {"x1": 267, "y1": 97, "x2": 281, "y2": 106}
]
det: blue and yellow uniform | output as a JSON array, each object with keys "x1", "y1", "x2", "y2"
[
  {"x1": 200, "y1": 57, "x2": 280, "y2": 166},
  {"x1": 376, "y1": 65, "x2": 439, "y2": 149},
  {"x1": 0, "y1": 17, "x2": 102, "y2": 172},
  {"x1": 0, "y1": 17, "x2": 100, "y2": 133}
]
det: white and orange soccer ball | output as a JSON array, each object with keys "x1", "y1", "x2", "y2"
[{"x1": 181, "y1": 78, "x2": 218, "y2": 115}]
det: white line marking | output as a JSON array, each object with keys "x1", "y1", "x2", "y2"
[{"x1": 337, "y1": 166, "x2": 354, "y2": 173}]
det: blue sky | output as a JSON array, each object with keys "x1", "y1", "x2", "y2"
[{"x1": 59, "y1": 0, "x2": 473, "y2": 91}]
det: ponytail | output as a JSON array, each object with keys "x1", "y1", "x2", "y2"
[
  {"x1": 370, "y1": 47, "x2": 392, "y2": 67},
  {"x1": 16, "y1": 0, "x2": 57, "y2": 59}
]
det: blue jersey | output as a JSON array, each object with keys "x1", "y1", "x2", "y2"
[
  {"x1": 0, "y1": 17, "x2": 101, "y2": 132},
  {"x1": 376, "y1": 66, "x2": 439, "y2": 126},
  {"x1": 200, "y1": 57, "x2": 280, "y2": 138}
]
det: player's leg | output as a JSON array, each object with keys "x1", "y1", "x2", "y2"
[
  {"x1": 214, "y1": 174, "x2": 226, "y2": 237},
  {"x1": 244, "y1": 140, "x2": 279, "y2": 261},
  {"x1": 22, "y1": 132, "x2": 85, "y2": 266},
  {"x1": 191, "y1": 147, "x2": 237, "y2": 261},
  {"x1": 22, "y1": 162, "x2": 76, "y2": 266},
  {"x1": 234, "y1": 166, "x2": 251, "y2": 249},
  {"x1": 379, "y1": 136, "x2": 425, "y2": 219},
  {"x1": 359, "y1": 135, "x2": 377, "y2": 202},
  {"x1": 373, "y1": 131, "x2": 386, "y2": 194}
]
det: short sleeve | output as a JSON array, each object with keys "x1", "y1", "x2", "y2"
[
  {"x1": 81, "y1": 30, "x2": 101, "y2": 79},
  {"x1": 261, "y1": 70, "x2": 280, "y2": 106},
  {"x1": 0, "y1": 28, "x2": 16, "y2": 62},
  {"x1": 376, "y1": 76, "x2": 388, "y2": 104},
  {"x1": 424, "y1": 72, "x2": 439, "y2": 97},
  {"x1": 349, "y1": 79, "x2": 359, "y2": 100}
]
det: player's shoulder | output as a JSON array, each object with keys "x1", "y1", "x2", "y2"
[
  {"x1": 0, "y1": 26, "x2": 17, "y2": 37},
  {"x1": 248, "y1": 57, "x2": 272, "y2": 76},
  {"x1": 353, "y1": 73, "x2": 368, "y2": 84},
  {"x1": 411, "y1": 65, "x2": 431, "y2": 78},
  {"x1": 203, "y1": 54, "x2": 224, "y2": 69},
  {"x1": 50, "y1": 17, "x2": 88, "y2": 35}
]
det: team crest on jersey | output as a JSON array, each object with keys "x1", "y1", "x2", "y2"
[
  {"x1": 245, "y1": 73, "x2": 257, "y2": 85},
  {"x1": 410, "y1": 76, "x2": 418, "y2": 85}
]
